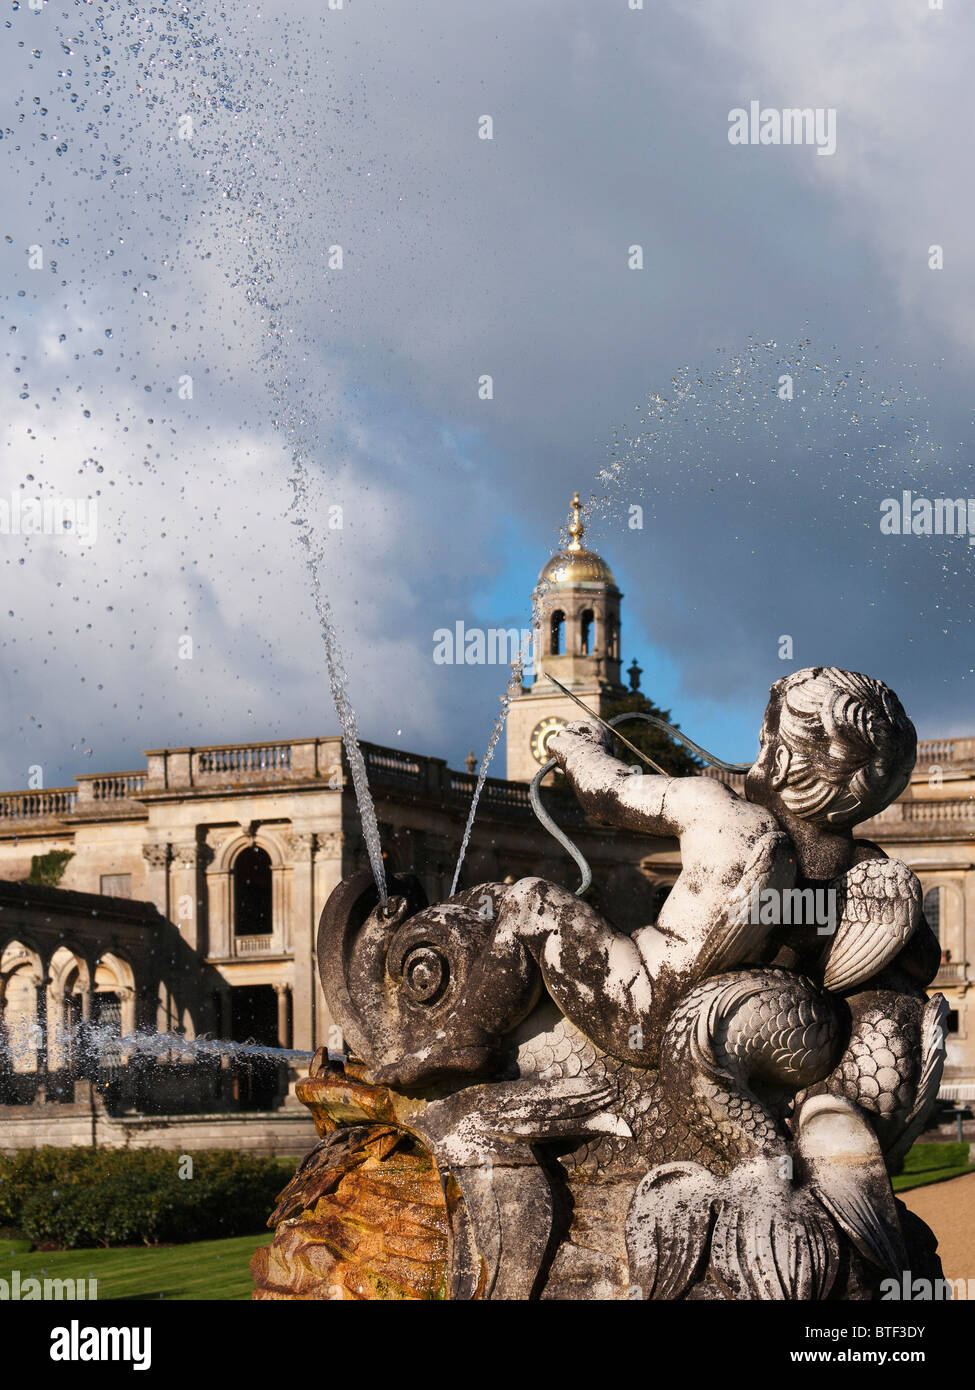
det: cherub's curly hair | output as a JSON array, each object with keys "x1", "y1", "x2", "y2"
[{"x1": 769, "y1": 667, "x2": 916, "y2": 828}]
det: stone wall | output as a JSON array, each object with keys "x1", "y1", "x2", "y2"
[{"x1": 0, "y1": 1102, "x2": 318, "y2": 1157}]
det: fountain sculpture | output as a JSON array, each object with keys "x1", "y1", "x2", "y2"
[{"x1": 252, "y1": 665, "x2": 947, "y2": 1300}]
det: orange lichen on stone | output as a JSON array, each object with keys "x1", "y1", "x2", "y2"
[{"x1": 251, "y1": 1123, "x2": 449, "y2": 1300}]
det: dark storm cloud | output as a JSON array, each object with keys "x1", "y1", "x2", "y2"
[{"x1": 1, "y1": 0, "x2": 972, "y2": 790}]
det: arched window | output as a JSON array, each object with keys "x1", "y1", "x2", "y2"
[
  {"x1": 580, "y1": 609, "x2": 594, "y2": 655},
  {"x1": 234, "y1": 846, "x2": 273, "y2": 936},
  {"x1": 550, "y1": 610, "x2": 565, "y2": 657},
  {"x1": 923, "y1": 887, "x2": 941, "y2": 944}
]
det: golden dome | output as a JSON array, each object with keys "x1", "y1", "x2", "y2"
[
  {"x1": 538, "y1": 491, "x2": 617, "y2": 588},
  {"x1": 539, "y1": 549, "x2": 617, "y2": 586}
]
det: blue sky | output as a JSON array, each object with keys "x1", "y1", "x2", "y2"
[{"x1": 2, "y1": 0, "x2": 974, "y2": 790}]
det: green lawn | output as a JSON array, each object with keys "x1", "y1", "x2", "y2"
[
  {"x1": 0, "y1": 1142, "x2": 968, "y2": 1300},
  {"x1": 0, "y1": 1230, "x2": 273, "y2": 1300},
  {"x1": 892, "y1": 1141, "x2": 975, "y2": 1193}
]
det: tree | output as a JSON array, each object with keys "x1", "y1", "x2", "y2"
[{"x1": 601, "y1": 692, "x2": 703, "y2": 776}]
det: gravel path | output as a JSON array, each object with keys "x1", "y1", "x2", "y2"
[{"x1": 901, "y1": 1170, "x2": 975, "y2": 1286}]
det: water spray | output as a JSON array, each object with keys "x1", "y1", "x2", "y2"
[{"x1": 0, "y1": 1021, "x2": 314, "y2": 1074}]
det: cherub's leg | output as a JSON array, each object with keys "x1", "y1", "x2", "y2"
[{"x1": 491, "y1": 878, "x2": 659, "y2": 1065}]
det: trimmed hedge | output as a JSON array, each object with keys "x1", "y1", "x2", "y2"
[
  {"x1": 0, "y1": 1147, "x2": 292, "y2": 1249},
  {"x1": 891, "y1": 1140, "x2": 975, "y2": 1193}
]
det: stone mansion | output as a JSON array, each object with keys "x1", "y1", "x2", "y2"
[{"x1": 1, "y1": 495, "x2": 973, "y2": 1149}]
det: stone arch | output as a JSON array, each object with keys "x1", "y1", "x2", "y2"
[
  {"x1": 204, "y1": 830, "x2": 290, "y2": 957},
  {"x1": 92, "y1": 950, "x2": 137, "y2": 1040},
  {"x1": 0, "y1": 939, "x2": 45, "y2": 1087},
  {"x1": 0, "y1": 934, "x2": 45, "y2": 985},
  {"x1": 47, "y1": 945, "x2": 92, "y2": 1077},
  {"x1": 0, "y1": 936, "x2": 45, "y2": 1025},
  {"x1": 550, "y1": 609, "x2": 566, "y2": 657},
  {"x1": 93, "y1": 951, "x2": 135, "y2": 995},
  {"x1": 49, "y1": 943, "x2": 92, "y2": 996},
  {"x1": 210, "y1": 830, "x2": 288, "y2": 876}
]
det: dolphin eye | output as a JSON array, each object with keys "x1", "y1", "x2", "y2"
[{"x1": 401, "y1": 945, "x2": 449, "y2": 1005}]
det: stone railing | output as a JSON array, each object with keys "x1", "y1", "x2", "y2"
[
  {"x1": 144, "y1": 738, "x2": 340, "y2": 790},
  {"x1": 871, "y1": 798, "x2": 975, "y2": 826},
  {"x1": 2, "y1": 730, "x2": 970, "y2": 828},
  {"x1": 904, "y1": 799, "x2": 975, "y2": 823},
  {"x1": 449, "y1": 774, "x2": 531, "y2": 808},
  {"x1": 937, "y1": 1081, "x2": 975, "y2": 1102},
  {"x1": 917, "y1": 737, "x2": 975, "y2": 767},
  {"x1": 0, "y1": 788, "x2": 78, "y2": 820},
  {"x1": 60, "y1": 772, "x2": 151, "y2": 819},
  {"x1": 363, "y1": 747, "x2": 423, "y2": 784},
  {"x1": 448, "y1": 773, "x2": 545, "y2": 818},
  {"x1": 365, "y1": 748, "x2": 535, "y2": 815},
  {"x1": 234, "y1": 934, "x2": 283, "y2": 956},
  {"x1": 918, "y1": 739, "x2": 956, "y2": 764},
  {"x1": 933, "y1": 960, "x2": 967, "y2": 987},
  {"x1": 0, "y1": 737, "x2": 340, "y2": 823},
  {"x1": 196, "y1": 743, "x2": 293, "y2": 778},
  {"x1": 89, "y1": 773, "x2": 147, "y2": 800},
  {"x1": 482, "y1": 780, "x2": 533, "y2": 810}
]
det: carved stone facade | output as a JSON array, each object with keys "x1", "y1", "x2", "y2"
[{"x1": 0, "y1": 738, "x2": 677, "y2": 1079}]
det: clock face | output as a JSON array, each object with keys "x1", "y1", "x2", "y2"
[{"x1": 530, "y1": 716, "x2": 567, "y2": 765}]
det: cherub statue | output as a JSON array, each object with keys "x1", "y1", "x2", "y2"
[
  {"x1": 256, "y1": 668, "x2": 947, "y2": 1301},
  {"x1": 467, "y1": 666, "x2": 935, "y2": 1068}
]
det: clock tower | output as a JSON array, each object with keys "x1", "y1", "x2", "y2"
[{"x1": 506, "y1": 491, "x2": 627, "y2": 781}]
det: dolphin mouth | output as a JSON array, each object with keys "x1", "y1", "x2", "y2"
[
  {"x1": 295, "y1": 1055, "x2": 400, "y2": 1135},
  {"x1": 303, "y1": 1037, "x2": 497, "y2": 1102},
  {"x1": 373, "y1": 1042, "x2": 498, "y2": 1090}
]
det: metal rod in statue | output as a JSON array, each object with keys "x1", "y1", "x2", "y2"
[
  {"x1": 530, "y1": 697, "x2": 752, "y2": 895},
  {"x1": 546, "y1": 675, "x2": 752, "y2": 774}
]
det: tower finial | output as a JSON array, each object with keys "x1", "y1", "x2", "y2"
[{"x1": 567, "y1": 490, "x2": 584, "y2": 552}]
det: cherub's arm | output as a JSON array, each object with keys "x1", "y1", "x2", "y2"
[{"x1": 549, "y1": 720, "x2": 728, "y2": 840}]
